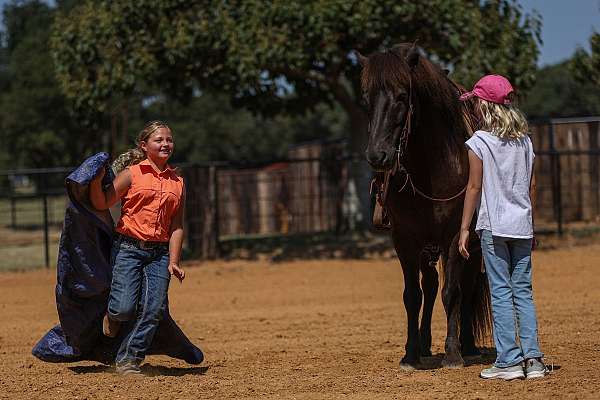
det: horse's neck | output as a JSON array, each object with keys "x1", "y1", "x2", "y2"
[{"x1": 408, "y1": 100, "x2": 468, "y2": 183}]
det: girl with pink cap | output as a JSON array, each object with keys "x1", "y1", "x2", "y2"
[{"x1": 458, "y1": 75, "x2": 547, "y2": 380}]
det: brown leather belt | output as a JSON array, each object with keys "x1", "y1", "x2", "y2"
[{"x1": 118, "y1": 234, "x2": 168, "y2": 250}]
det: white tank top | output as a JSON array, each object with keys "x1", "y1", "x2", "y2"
[{"x1": 465, "y1": 130, "x2": 535, "y2": 239}]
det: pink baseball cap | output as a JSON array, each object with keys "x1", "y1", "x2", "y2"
[{"x1": 459, "y1": 74, "x2": 514, "y2": 105}]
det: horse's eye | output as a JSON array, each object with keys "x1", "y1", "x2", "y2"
[
  {"x1": 361, "y1": 92, "x2": 369, "y2": 103},
  {"x1": 395, "y1": 92, "x2": 408, "y2": 103}
]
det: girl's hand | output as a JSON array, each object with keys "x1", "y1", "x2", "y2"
[
  {"x1": 458, "y1": 229, "x2": 470, "y2": 259},
  {"x1": 93, "y1": 167, "x2": 106, "y2": 182},
  {"x1": 169, "y1": 262, "x2": 185, "y2": 283},
  {"x1": 532, "y1": 236, "x2": 538, "y2": 251}
]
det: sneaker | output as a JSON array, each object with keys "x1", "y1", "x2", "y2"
[
  {"x1": 480, "y1": 364, "x2": 525, "y2": 380},
  {"x1": 525, "y1": 358, "x2": 548, "y2": 379},
  {"x1": 115, "y1": 361, "x2": 142, "y2": 375},
  {"x1": 102, "y1": 313, "x2": 120, "y2": 338}
]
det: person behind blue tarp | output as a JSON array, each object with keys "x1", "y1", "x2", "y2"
[{"x1": 32, "y1": 151, "x2": 203, "y2": 367}]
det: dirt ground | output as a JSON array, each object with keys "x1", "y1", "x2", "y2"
[{"x1": 1, "y1": 244, "x2": 599, "y2": 400}]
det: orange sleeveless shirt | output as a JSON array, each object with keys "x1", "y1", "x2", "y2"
[{"x1": 116, "y1": 160, "x2": 184, "y2": 242}]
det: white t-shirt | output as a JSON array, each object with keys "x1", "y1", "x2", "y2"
[{"x1": 465, "y1": 130, "x2": 535, "y2": 239}]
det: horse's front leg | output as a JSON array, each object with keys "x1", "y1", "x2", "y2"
[
  {"x1": 441, "y1": 235, "x2": 465, "y2": 368},
  {"x1": 419, "y1": 256, "x2": 439, "y2": 357},
  {"x1": 393, "y1": 235, "x2": 422, "y2": 369}
]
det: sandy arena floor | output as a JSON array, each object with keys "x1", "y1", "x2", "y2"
[{"x1": 1, "y1": 244, "x2": 599, "y2": 399}]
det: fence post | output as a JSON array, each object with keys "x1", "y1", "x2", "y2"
[
  {"x1": 548, "y1": 122, "x2": 563, "y2": 236},
  {"x1": 10, "y1": 195, "x2": 16, "y2": 229},
  {"x1": 555, "y1": 154, "x2": 563, "y2": 235},
  {"x1": 42, "y1": 193, "x2": 50, "y2": 268},
  {"x1": 212, "y1": 165, "x2": 221, "y2": 257},
  {"x1": 185, "y1": 165, "x2": 220, "y2": 260},
  {"x1": 201, "y1": 166, "x2": 219, "y2": 259}
]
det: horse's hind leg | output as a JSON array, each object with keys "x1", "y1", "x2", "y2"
[
  {"x1": 460, "y1": 251, "x2": 482, "y2": 358},
  {"x1": 441, "y1": 236, "x2": 465, "y2": 368},
  {"x1": 419, "y1": 256, "x2": 439, "y2": 357}
]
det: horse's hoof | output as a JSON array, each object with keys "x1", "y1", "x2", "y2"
[
  {"x1": 399, "y1": 357, "x2": 420, "y2": 371},
  {"x1": 441, "y1": 355, "x2": 464, "y2": 369},
  {"x1": 462, "y1": 347, "x2": 481, "y2": 357},
  {"x1": 420, "y1": 349, "x2": 433, "y2": 357},
  {"x1": 399, "y1": 362, "x2": 417, "y2": 371},
  {"x1": 463, "y1": 352, "x2": 482, "y2": 362}
]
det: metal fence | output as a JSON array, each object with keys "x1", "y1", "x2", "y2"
[
  {"x1": 0, "y1": 167, "x2": 71, "y2": 270},
  {"x1": 182, "y1": 157, "x2": 365, "y2": 259},
  {"x1": 1, "y1": 117, "x2": 600, "y2": 268}
]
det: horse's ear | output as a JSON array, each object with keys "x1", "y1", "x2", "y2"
[
  {"x1": 443, "y1": 68, "x2": 450, "y2": 76},
  {"x1": 354, "y1": 50, "x2": 368, "y2": 67},
  {"x1": 406, "y1": 47, "x2": 419, "y2": 70}
]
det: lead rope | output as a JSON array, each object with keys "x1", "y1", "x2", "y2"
[{"x1": 399, "y1": 171, "x2": 467, "y2": 201}]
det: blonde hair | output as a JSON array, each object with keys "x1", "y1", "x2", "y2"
[
  {"x1": 477, "y1": 98, "x2": 529, "y2": 139},
  {"x1": 112, "y1": 120, "x2": 172, "y2": 173}
]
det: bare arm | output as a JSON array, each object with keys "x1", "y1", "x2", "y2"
[
  {"x1": 530, "y1": 161, "x2": 537, "y2": 249},
  {"x1": 89, "y1": 168, "x2": 132, "y2": 211},
  {"x1": 530, "y1": 162, "x2": 537, "y2": 225},
  {"x1": 458, "y1": 150, "x2": 483, "y2": 259},
  {"x1": 168, "y1": 190, "x2": 186, "y2": 282}
]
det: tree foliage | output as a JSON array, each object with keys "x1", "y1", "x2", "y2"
[
  {"x1": 521, "y1": 60, "x2": 600, "y2": 119},
  {"x1": 0, "y1": 0, "x2": 97, "y2": 168},
  {"x1": 52, "y1": 0, "x2": 541, "y2": 151},
  {"x1": 572, "y1": 32, "x2": 600, "y2": 87},
  {"x1": 119, "y1": 92, "x2": 348, "y2": 164}
]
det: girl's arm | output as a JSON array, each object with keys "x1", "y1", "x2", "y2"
[
  {"x1": 530, "y1": 162, "x2": 537, "y2": 249},
  {"x1": 168, "y1": 191, "x2": 186, "y2": 282},
  {"x1": 89, "y1": 168, "x2": 132, "y2": 210},
  {"x1": 458, "y1": 150, "x2": 483, "y2": 259}
]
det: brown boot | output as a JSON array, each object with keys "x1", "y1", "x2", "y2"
[{"x1": 102, "y1": 313, "x2": 120, "y2": 338}]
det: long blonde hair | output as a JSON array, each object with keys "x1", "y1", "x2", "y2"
[
  {"x1": 112, "y1": 120, "x2": 171, "y2": 173},
  {"x1": 477, "y1": 98, "x2": 528, "y2": 139}
]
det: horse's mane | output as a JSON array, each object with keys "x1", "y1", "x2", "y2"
[{"x1": 361, "y1": 44, "x2": 470, "y2": 147}]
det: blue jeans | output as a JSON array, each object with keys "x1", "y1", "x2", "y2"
[
  {"x1": 108, "y1": 236, "x2": 171, "y2": 366},
  {"x1": 480, "y1": 230, "x2": 543, "y2": 367}
]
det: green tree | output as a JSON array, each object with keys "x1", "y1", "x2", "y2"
[
  {"x1": 121, "y1": 92, "x2": 348, "y2": 164},
  {"x1": 521, "y1": 60, "x2": 600, "y2": 118},
  {"x1": 51, "y1": 0, "x2": 541, "y2": 223},
  {"x1": 572, "y1": 32, "x2": 600, "y2": 86},
  {"x1": 0, "y1": 0, "x2": 99, "y2": 168}
]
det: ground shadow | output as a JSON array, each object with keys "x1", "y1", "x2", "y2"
[
  {"x1": 68, "y1": 364, "x2": 209, "y2": 377},
  {"x1": 219, "y1": 231, "x2": 395, "y2": 262},
  {"x1": 408, "y1": 347, "x2": 497, "y2": 371},
  {"x1": 141, "y1": 365, "x2": 209, "y2": 377},
  {"x1": 68, "y1": 365, "x2": 112, "y2": 374}
]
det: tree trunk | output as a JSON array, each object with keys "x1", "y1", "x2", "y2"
[
  {"x1": 329, "y1": 79, "x2": 373, "y2": 230},
  {"x1": 347, "y1": 111, "x2": 372, "y2": 230}
]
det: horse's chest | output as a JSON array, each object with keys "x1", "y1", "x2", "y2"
[{"x1": 432, "y1": 203, "x2": 456, "y2": 223}]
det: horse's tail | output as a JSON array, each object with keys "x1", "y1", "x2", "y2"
[{"x1": 470, "y1": 252, "x2": 493, "y2": 346}]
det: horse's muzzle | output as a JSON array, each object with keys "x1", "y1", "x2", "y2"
[{"x1": 366, "y1": 149, "x2": 395, "y2": 172}]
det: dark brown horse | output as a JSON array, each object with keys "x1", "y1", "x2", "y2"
[{"x1": 358, "y1": 44, "x2": 491, "y2": 369}]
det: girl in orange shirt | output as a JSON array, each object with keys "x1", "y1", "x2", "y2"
[{"x1": 89, "y1": 120, "x2": 185, "y2": 375}]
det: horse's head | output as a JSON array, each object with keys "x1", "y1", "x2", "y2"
[{"x1": 358, "y1": 45, "x2": 420, "y2": 172}]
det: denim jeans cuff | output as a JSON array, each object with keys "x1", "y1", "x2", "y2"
[
  {"x1": 494, "y1": 357, "x2": 524, "y2": 368},
  {"x1": 116, "y1": 357, "x2": 140, "y2": 367},
  {"x1": 108, "y1": 310, "x2": 133, "y2": 322},
  {"x1": 523, "y1": 352, "x2": 544, "y2": 360}
]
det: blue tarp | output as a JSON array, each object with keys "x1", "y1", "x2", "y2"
[{"x1": 32, "y1": 152, "x2": 203, "y2": 365}]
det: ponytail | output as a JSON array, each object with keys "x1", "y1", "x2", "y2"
[{"x1": 112, "y1": 120, "x2": 171, "y2": 173}]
